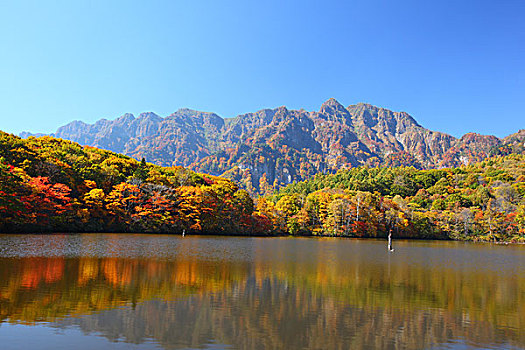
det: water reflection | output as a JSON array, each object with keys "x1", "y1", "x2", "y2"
[{"x1": 0, "y1": 235, "x2": 524, "y2": 349}]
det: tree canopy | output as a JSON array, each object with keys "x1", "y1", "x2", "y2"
[
  {"x1": 0, "y1": 132, "x2": 267, "y2": 234},
  {"x1": 255, "y1": 154, "x2": 525, "y2": 242}
]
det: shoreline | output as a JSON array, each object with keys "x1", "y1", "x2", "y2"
[{"x1": 0, "y1": 231, "x2": 523, "y2": 244}]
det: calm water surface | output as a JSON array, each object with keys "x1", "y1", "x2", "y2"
[{"x1": 0, "y1": 234, "x2": 524, "y2": 349}]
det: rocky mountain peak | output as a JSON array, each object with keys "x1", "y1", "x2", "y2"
[
  {"x1": 461, "y1": 132, "x2": 487, "y2": 139},
  {"x1": 350, "y1": 102, "x2": 378, "y2": 110},
  {"x1": 114, "y1": 113, "x2": 136, "y2": 127},
  {"x1": 138, "y1": 112, "x2": 162, "y2": 121},
  {"x1": 65, "y1": 120, "x2": 89, "y2": 128},
  {"x1": 320, "y1": 98, "x2": 344, "y2": 108},
  {"x1": 55, "y1": 120, "x2": 90, "y2": 134},
  {"x1": 503, "y1": 129, "x2": 525, "y2": 142},
  {"x1": 171, "y1": 108, "x2": 199, "y2": 117},
  {"x1": 276, "y1": 105, "x2": 289, "y2": 113},
  {"x1": 319, "y1": 98, "x2": 351, "y2": 123}
]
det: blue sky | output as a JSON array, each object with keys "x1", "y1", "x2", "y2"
[{"x1": 0, "y1": 0, "x2": 523, "y2": 137}]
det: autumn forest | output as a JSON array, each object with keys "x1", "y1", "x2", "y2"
[{"x1": 0, "y1": 131, "x2": 524, "y2": 242}]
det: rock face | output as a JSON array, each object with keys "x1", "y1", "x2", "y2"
[{"x1": 20, "y1": 99, "x2": 522, "y2": 193}]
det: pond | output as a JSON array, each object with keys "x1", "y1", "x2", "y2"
[{"x1": 0, "y1": 234, "x2": 523, "y2": 349}]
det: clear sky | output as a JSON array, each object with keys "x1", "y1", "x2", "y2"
[{"x1": 0, "y1": 0, "x2": 523, "y2": 138}]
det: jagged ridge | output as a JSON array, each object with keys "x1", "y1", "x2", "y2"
[{"x1": 20, "y1": 99, "x2": 522, "y2": 193}]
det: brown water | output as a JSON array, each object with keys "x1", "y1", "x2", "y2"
[{"x1": 0, "y1": 234, "x2": 523, "y2": 350}]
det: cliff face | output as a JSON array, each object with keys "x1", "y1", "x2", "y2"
[
  {"x1": 51, "y1": 109, "x2": 225, "y2": 167},
  {"x1": 497, "y1": 129, "x2": 525, "y2": 156},
  {"x1": 21, "y1": 99, "x2": 520, "y2": 193}
]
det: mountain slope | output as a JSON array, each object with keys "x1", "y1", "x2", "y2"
[{"x1": 21, "y1": 99, "x2": 521, "y2": 193}]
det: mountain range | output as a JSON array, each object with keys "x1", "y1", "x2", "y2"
[{"x1": 20, "y1": 99, "x2": 524, "y2": 193}]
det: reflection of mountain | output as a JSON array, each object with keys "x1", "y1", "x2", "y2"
[
  {"x1": 0, "y1": 236, "x2": 524, "y2": 349},
  {"x1": 50, "y1": 280, "x2": 516, "y2": 350}
]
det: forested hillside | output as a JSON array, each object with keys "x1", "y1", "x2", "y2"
[
  {"x1": 255, "y1": 154, "x2": 525, "y2": 242},
  {"x1": 0, "y1": 132, "x2": 265, "y2": 234},
  {"x1": 2, "y1": 131, "x2": 524, "y2": 241}
]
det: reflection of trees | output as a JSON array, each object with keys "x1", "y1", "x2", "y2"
[
  {"x1": 0, "y1": 251, "x2": 523, "y2": 349},
  {"x1": 51, "y1": 278, "x2": 521, "y2": 350}
]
